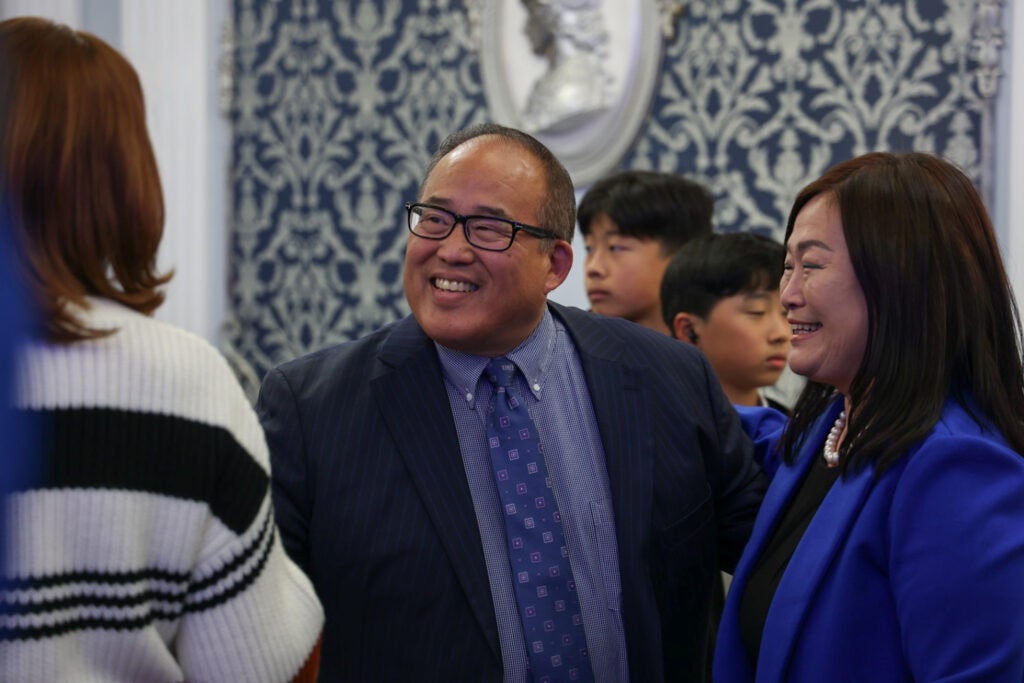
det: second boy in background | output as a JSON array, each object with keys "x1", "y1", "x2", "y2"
[
  {"x1": 661, "y1": 232, "x2": 791, "y2": 411},
  {"x1": 579, "y1": 170, "x2": 713, "y2": 334}
]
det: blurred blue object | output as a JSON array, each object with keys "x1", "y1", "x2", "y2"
[
  {"x1": 734, "y1": 403, "x2": 788, "y2": 478},
  {"x1": 0, "y1": 198, "x2": 38, "y2": 570}
]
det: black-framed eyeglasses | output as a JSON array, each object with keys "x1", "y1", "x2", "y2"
[{"x1": 405, "y1": 202, "x2": 558, "y2": 252}]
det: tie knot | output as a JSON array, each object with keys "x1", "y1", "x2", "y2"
[{"x1": 484, "y1": 357, "x2": 517, "y2": 389}]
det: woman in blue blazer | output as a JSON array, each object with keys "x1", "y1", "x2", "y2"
[{"x1": 714, "y1": 152, "x2": 1024, "y2": 682}]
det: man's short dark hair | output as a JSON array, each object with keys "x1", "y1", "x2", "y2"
[
  {"x1": 578, "y1": 170, "x2": 714, "y2": 254},
  {"x1": 660, "y1": 231, "x2": 784, "y2": 331}
]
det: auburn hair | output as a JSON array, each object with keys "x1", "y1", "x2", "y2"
[{"x1": 0, "y1": 17, "x2": 171, "y2": 342}]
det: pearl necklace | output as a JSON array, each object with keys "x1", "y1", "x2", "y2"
[{"x1": 822, "y1": 410, "x2": 847, "y2": 468}]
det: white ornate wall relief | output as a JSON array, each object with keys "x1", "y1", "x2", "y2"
[{"x1": 475, "y1": 0, "x2": 674, "y2": 186}]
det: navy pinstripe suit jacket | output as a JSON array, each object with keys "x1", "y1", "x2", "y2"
[{"x1": 257, "y1": 303, "x2": 767, "y2": 682}]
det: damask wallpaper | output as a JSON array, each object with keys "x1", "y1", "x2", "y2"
[{"x1": 222, "y1": 0, "x2": 1004, "y2": 397}]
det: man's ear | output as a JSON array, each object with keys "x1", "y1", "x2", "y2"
[
  {"x1": 544, "y1": 240, "x2": 573, "y2": 293},
  {"x1": 673, "y1": 312, "x2": 700, "y2": 346}
]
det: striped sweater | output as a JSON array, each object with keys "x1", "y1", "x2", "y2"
[{"x1": 1, "y1": 298, "x2": 323, "y2": 682}]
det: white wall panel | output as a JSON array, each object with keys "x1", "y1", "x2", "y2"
[
  {"x1": 122, "y1": 1, "x2": 225, "y2": 342},
  {"x1": 995, "y1": 0, "x2": 1024, "y2": 309},
  {"x1": 0, "y1": 0, "x2": 79, "y2": 25}
]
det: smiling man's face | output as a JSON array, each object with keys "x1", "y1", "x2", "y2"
[{"x1": 403, "y1": 135, "x2": 572, "y2": 357}]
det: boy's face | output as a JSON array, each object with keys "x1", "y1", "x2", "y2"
[
  {"x1": 689, "y1": 288, "x2": 791, "y2": 406},
  {"x1": 584, "y1": 213, "x2": 673, "y2": 333}
]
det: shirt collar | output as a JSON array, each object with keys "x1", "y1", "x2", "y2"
[{"x1": 436, "y1": 307, "x2": 556, "y2": 408}]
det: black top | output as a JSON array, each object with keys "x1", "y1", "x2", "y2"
[{"x1": 738, "y1": 450, "x2": 842, "y2": 666}]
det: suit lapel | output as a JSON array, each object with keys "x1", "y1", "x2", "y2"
[
  {"x1": 372, "y1": 317, "x2": 501, "y2": 662},
  {"x1": 754, "y1": 410, "x2": 876, "y2": 682}
]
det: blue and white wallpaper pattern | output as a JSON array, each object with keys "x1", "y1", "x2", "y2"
[{"x1": 222, "y1": 0, "x2": 1005, "y2": 396}]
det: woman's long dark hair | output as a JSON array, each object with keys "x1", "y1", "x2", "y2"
[{"x1": 781, "y1": 152, "x2": 1024, "y2": 472}]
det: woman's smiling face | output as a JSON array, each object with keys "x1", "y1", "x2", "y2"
[{"x1": 780, "y1": 193, "x2": 869, "y2": 396}]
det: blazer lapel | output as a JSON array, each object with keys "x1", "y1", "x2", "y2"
[
  {"x1": 372, "y1": 317, "x2": 501, "y2": 662},
  {"x1": 755, "y1": 415, "x2": 876, "y2": 682}
]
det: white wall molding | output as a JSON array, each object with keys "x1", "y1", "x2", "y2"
[
  {"x1": 994, "y1": 0, "x2": 1024, "y2": 308},
  {"x1": 122, "y1": 1, "x2": 228, "y2": 342},
  {"x1": 0, "y1": 0, "x2": 79, "y2": 25}
]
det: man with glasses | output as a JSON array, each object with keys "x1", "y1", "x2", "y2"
[{"x1": 257, "y1": 123, "x2": 767, "y2": 682}]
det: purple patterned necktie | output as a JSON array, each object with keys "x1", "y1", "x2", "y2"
[{"x1": 483, "y1": 357, "x2": 594, "y2": 682}]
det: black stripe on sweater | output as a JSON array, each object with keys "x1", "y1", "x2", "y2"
[
  {"x1": 186, "y1": 517, "x2": 276, "y2": 613},
  {"x1": 0, "y1": 606, "x2": 184, "y2": 641},
  {"x1": 14, "y1": 407, "x2": 268, "y2": 535},
  {"x1": 188, "y1": 505, "x2": 273, "y2": 594},
  {"x1": 1, "y1": 509, "x2": 277, "y2": 640},
  {"x1": 3, "y1": 584, "x2": 188, "y2": 614},
  {"x1": 1, "y1": 566, "x2": 189, "y2": 591}
]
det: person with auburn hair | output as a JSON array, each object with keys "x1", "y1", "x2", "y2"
[
  {"x1": 0, "y1": 17, "x2": 323, "y2": 682},
  {"x1": 714, "y1": 152, "x2": 1024, "y2": 682}
]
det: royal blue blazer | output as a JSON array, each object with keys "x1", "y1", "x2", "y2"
[{"x1": 715, "y1": 399, "x2": 1024, "y2": 682}]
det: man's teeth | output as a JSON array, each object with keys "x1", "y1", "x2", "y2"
[
  {"x1": 434, "y1": 278, "x2": 478, "y2": 292},
  {"x1": 791, "y1": 323, "x2": 821, "y2": 334}
]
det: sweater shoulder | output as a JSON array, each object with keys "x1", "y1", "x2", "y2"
[{"x1": 18, "y1": 300, "x2": 267, "y2": 467}]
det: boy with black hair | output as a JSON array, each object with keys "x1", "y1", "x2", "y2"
[
  {"x1": 580, "y1": 170, "x2": 713, "y2": 334},
  {"x1": 661, "y1": 231, "x2": 791, "y2": 410}
]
